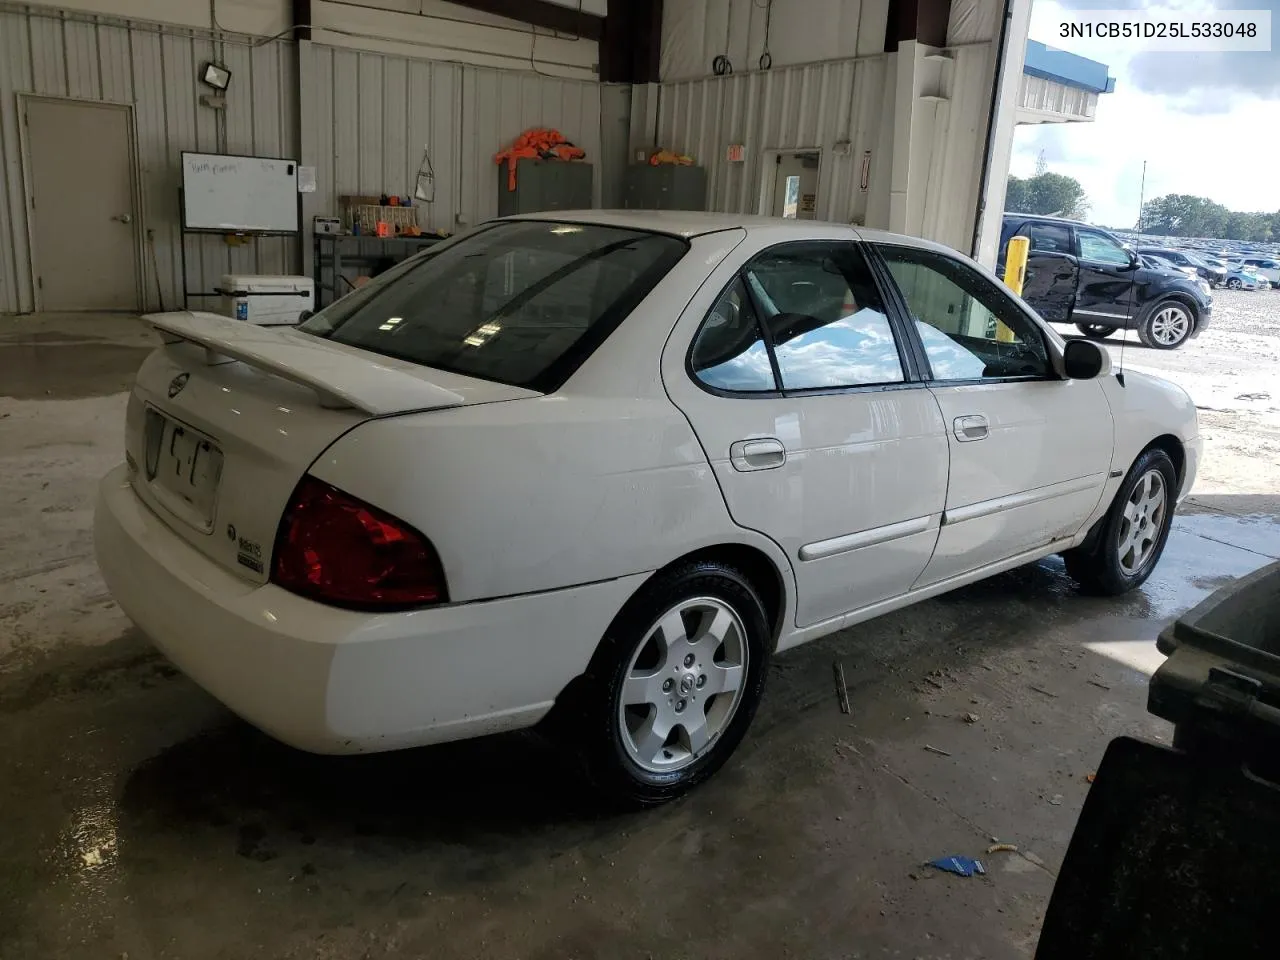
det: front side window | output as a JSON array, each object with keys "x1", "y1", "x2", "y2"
[
  {"x1": 878, "y1": 245, "x2": 1050, "y2": 382},
  {"x1": 1078, "y1": 229, "x2": 1131, "y2": 266},
  {"x1": 299, "y1": 221, "x2": 686, "y2": 391}
]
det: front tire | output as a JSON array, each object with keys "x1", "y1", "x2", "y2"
[
  {"x1": 1076, "y1": 322, "x2": 1118, "y2": 339},
  {"x1": 1227, "y1": 278, "x2": 1243, "y2": 290},
  {"x1": 1138, "y1": 300, "x2": 1194, "y2": 350},
  {"x1": 1063, "y1": 448, "x2": 1177, "y2": 595},
  {"x1": 570, "y1": 560, "x2": 771, "y2": 806}
]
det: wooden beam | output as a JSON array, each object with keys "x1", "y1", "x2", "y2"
[
  {"x1": 884, "y1": 0, "x2": 950, "y2": 52},
  {"x1": 447, "y1": 0, "x2": 604, "y2": 41}
]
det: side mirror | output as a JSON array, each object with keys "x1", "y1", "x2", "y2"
[
  {"x1": 1125, "y1": 249, "x2": 1141, "y2": 271},
  {"x1": 1063, "y1": 338, "x2": 1111, "y2": 380}
]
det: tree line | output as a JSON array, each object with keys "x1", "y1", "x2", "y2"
[
  {"x1": 1137, "y1": 194, "x2": 1279, "y2": 242},
  {"x1": 1006, "y1": 170, "x2": 1279, "y2": 242}
]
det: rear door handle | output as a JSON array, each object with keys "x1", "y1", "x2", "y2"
[
  {"x1": 730, "y1": 438, "x2": 786, "y2": 471},
  {"x1": 953, "y1": 415, "x2": 988, "y2": 442}
]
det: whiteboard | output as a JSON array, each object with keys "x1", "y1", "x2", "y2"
[{"x1": 181, "y1": 152, "x2": 299, "y2": 233}]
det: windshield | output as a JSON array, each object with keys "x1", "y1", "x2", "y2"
[{"x1": 300, "y1": 221, "x2": 687, "y2": 391}]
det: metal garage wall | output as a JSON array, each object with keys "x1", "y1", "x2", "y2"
[
  {"x1": 636, "y1": 56, "x2": 894, "y2": 226},
  {"x1": 635, "y1": 41, "x2": 996, "y2": 255},
  {"x1": 0, "y1": 5, "x2": 298, "y2": 314},
  {"x1": 308, "y1": 44, "x2": 603, "y2": 235},
  {"x1": 459, "y1": 64, "x2": 602, "y2": 226}
]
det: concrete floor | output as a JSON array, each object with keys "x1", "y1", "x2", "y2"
[{"x1": 2, "y1": 300, "x2": 1278, "y2": 960}]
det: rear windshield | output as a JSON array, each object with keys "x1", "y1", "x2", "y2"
[{"x1": 299, "y1": 220, "x2": 687, "y2": 391}]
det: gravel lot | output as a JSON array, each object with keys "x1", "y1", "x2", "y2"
[{"x1": 1088, "y1": 287, "x2": 1280, "y2": 498}]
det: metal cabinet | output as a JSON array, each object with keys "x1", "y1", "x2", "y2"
[
  {"x1": 623, "y1": 164, "x2": 708, "y2": 211},
  {"x1": 497, "y1": 160, "x2": 594, "y2": 216}
]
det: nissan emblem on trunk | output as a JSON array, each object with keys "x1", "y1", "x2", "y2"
[{"x1": 167, "y1": 373, "x2": 190, "y2": 398}]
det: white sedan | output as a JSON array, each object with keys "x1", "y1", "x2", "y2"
[{"x1": 95, "y1": 212, "x2": 1199, "y2": 804}]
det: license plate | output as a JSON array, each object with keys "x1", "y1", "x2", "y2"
[{"x1": 144, "y1": 408, "x2": 223, "y2": 529}]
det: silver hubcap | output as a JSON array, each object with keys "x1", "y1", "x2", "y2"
[
  {"x1": 618, "y1": 597, "x2": 749, "y2": 773},
  {"x1": 1117, "y1": 469, "x2": 1167, "y2": 576},
  {"x1": 1150, "y1": 306, "x2": 1190, "y2": 345}
]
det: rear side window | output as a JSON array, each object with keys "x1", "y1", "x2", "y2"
[
  {"x1": 689, "y1": 242, "x2": 906, "y2": 394},
  {"x1": 690, "y1": 279, "x2": 776, "y2": 392},
  {"x1": 300, "y1": 221, "x2": 687, "y2": 391},
  {"x1": 1025, "y1": 222, "x2": 1072, "y2": 254}
]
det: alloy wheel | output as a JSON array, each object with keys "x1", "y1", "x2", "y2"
[
  {"x1": 618, "y1": 597, "x2": 749, "y2": 773},
  {"x1": 1117, "y1": 469, "x2": 1167, "y2": 576},
  {"x1": 1149, "y1": 305, "x2": 1191, "y2": 346}
]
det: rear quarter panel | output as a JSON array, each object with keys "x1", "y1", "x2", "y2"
[{"x1": 309, "y1": 228, "x2": 798, "y2": 611}]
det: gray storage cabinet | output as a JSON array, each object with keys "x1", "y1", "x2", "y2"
[
  {"x1": 497, "y1": 160, "x2": 593, "y2": 216},
  {"x1": 623, "y1": 164, "x2": 708, "y2": 211}
]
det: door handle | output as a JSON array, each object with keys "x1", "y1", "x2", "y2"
[
  {"x1": 730, "y1": 438, "x2": 786, "y2": 472},
  {"x1": 953, "y1": 415, "x2": 988, "y2": 442},
  {"x1": 112, "y1": 214, "x2": 132, "y2": 223}
]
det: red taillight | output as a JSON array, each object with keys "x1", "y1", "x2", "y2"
[{"x1": 271, "y1": 476, "x2": 448, "y2": 610}]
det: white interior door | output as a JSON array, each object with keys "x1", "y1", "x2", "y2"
[{"x1": 24, "y1": 97, "x2": 140, "y2": 311}]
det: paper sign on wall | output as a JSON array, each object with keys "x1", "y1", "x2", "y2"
[{"x1": 297, "y1": 166, "x2": 317, "y2": 193}]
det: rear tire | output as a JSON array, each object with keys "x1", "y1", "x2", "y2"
[
  {"x1": 1076, "y1": 322, "x2": 1118, "y2": 340},
  {"x1": 1138, "y1": 300, "x2": 1194, "y2": 350},
  {"x1": 1227, "y1": 278, "x2": 1243, "y2": 290},
  {"x1": 1063, "y1": 448, "x2": 1177, "y2": 595},
  {"x1": 563, "y1": 560, "x2": 771, "y2": 807}
]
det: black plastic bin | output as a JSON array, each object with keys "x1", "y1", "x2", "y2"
[
  {"x1": 1150, "y1": 559, "x2": 1280, "y2": 755},
  {"x1": 1037, "y1": 561, "x2": 1280, "y2": 960}
]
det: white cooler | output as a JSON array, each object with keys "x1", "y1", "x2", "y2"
[{"x1": 220, "y1": 274, "x2": 315, "y2": 326}]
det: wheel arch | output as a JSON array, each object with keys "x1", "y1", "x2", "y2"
[
  {"x1": 1076, "y1": 433, "x2": 1185, "y2": 555},
  {"x1": 1146, "y1": 433, "x2": 1186, "y2": 492},
  {"x1": 539, "y1": 540, "x2": 792, "y2": 741},
  {"x1": 649, "y1": 543, "x2": 789, "y2": 648}
]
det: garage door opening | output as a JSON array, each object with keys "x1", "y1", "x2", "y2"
[{"x1": 761, "y1": 150, "x2": 821, "y2": 220}]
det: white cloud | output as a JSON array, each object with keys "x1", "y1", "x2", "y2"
[{"x1": 1013, "y1": 0, "x2": 1280, "y2": 227}]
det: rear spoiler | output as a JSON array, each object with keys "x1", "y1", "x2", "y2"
[{"x1": 146, "y1": 311, "x2": 466, "y2": 416}]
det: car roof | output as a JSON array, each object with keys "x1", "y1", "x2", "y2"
[
  {"x1": 497, "y1": 209, "x2": 958, "y2": 256},
  {"x1": 1001, "y1": 212, "x2": 1086, "y2": 227}
]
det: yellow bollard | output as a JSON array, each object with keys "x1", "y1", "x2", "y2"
[{"x1": 998, "y1": 235, "x2": 1030, "y2": 342}]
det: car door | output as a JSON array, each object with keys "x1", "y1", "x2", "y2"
[
  {"x1": 1073, "y1": 227, "x2": 1139, "y2": 328},
  {"x1": 874, "y1": 243, "x2": 1114, "y2": 585},
  {"x1": 1012, "y1": 220, "x2": 1079, "y2": 322},
  {"x1": 662, "y1": 239, "x2": 949, "y2": 630}
]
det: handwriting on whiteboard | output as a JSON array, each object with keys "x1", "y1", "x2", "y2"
[{"x1": 187, "y1": 158, "x2": 286, "y2": 176}]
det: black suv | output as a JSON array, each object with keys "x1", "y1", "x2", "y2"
[{"x1": 999, "y1": 214, "x2": 1213, "y2": 350}]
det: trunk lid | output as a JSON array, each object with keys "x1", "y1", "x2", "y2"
[{"x1": 125, "y1": 311, "x2": 536, "y2": 584}]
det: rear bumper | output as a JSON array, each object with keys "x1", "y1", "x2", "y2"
[{"x1": 95, "y1": 464, "x2": 646, "y2": 754}]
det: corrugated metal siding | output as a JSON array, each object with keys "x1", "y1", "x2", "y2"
[
  {"x1": 1017, "y1": 73, "x2": 1098, "y2": 121},
  {"x1": 309, "y1": 44, "x2": 602, "y2": 234},
  {"x1": 641, "y1": 56, "x2": 893, "y2": 226},
  {"x1": 0, "y1": 6, "x2": 297, "y2": 314},
  {"x1": 639, "y1": 43, "x2": 995, "y2": 255}
]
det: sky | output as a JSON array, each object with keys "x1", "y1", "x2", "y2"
[{"x1": 1010, "y1": 0, "x2": 1280, "y2": 228}]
